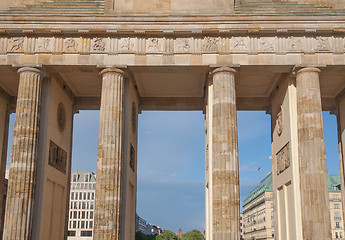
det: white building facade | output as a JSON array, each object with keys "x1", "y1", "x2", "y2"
[{"x1": 68, "y1": 170, "x2": 96, "y2": 240}]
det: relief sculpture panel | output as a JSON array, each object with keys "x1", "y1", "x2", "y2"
[
  {"x1": 276, "y1": 142, "x2": 290, "y2": 175},
  {"x1": 49, "y1": 141, "x2": 67, "y2": 174}
]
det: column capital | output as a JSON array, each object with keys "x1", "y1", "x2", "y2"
[
  {"x1": 291, "y1": 65, "x2": 324, "y2": 77},
  {"x1": 99, "y1": 68, "x2": 125, "y2": 77},
  {"x1": 296, "y1": 67, "x2": 321, "y2": 75},
  {"x1": 17, "y1": 66, "x2": 46, "y2": 77},
  {"x1": 211, "y1": 66, "x2": 237, "y2": 75}
]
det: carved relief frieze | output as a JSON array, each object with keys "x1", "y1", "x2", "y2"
[
  {"x1": 175, "y1": 38, "x2": 191, "y2": 53},
  {"x1": 92, "y1": 37, "x2": 106, "y2": 52},
  {"x1": 8, "y1": 37, "x2": 24, "y2": 52},
  {"x1": 231, "y1": 37, "x2": 249, "y2": 52},
  {"x1": 1, "y1": 35, "x2": 344, "y2": 55},
  {"x1": 64, "y1": 38, "x2": 79, "y2": 52},
  {"x1": 259, "y1": 38, "x2": 275, "y2": 52},
  {"x1": 36, "y1": 37, "x2": 53, "y2": 52},
  {"x1": 146, "y1": 38, "x2": 163, "y2": 53},
  {"x1": 119, "y1": 37, "x2": 135, "y2": 53},
  {"x1": 276, "y1": 142, "x2": 290, "y2": 175},
  {"x1": 202, "y1": 37, "x2": 219, "y2": 52},
  {"x1": 315, "y1": 36, "x2": 331, "y2": 51},
  {"x1": 287, "y1": 37, "x2": 303, "y2": 51}
]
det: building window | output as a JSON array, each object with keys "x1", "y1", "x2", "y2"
[
  {"x1": 88, "y1": 192, "x2": 90, "y2": 200},
  {"x1": 335, "y1": 204, "x2": 340, "y2": 209},
  {"x1": 336, "y1": 222, "x2": 341, "y2": 229},
  {"x1": 68, "y1": 231, "x2": 76, "y2": 236},
  {"x1": 335, "y1": 212, "x2": 341, "y2": 220},
  {"x1": 73, "y1": 221, "x2": 76, "y2": 228},
  {"x1": 85, "y1": 174, "x2": 89, "y2": 182},
  {"x1": 81, "y1": 230, "x2": 92, "y2": 236},
  {"x1": 79, "y1": 192, "x2": 82, "y2": 199},
  {"x1": 71, "y1": 192, "x2": 74, "y2": 200},
  {"x1": 271, "y1": 203, "x2": 274, "y2": 208},
  {"x1": 90, "y1": 202, "x2": 94, "y2": 209},
  {"x1": 92, "y1": 192, "x2": 95, "y2": 200},
  {"x1": 81, "y1": 183, "x2": 84, "y2": 189},
  {"x1": 90, "y1": 211, "x2": 94, "y2": 219},
  {"x1": 93, "y1": 183, "x2": 96, "y2": 189},
  {"x1": 73, "y1": 174, "x2": 77, "y2": 182},
  {"x1": 73, "y1": 211, "x2": 77, "y2": 218},
  {"x1": 336, "y1": 232, "x2": 339, "y2": 238},
  {"x1": 340, "y1": 232, "x2": 343, "y2": 238},
  {"x1": 81, "y1": 221, "x2": 85, "y2": 228}
]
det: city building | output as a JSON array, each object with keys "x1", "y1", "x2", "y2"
[
  {"x1": 177, "y1": 228, "x2": 183, "y2": 238},
  {"x1": 135, "y1": 214, "x2": 163, "y2": 235},
  {"x1": 242, "y1": 173, "x2": 344, "y2": 240},
  {"x1": 67, "y1": 170, "x2": 96, "y2": 240}
]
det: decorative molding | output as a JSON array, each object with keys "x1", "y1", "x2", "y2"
[{"x1": 1, "y1": 36, "x2": 345, "y2": 55}]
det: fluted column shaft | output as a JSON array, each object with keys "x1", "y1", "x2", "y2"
[
  {"x1": 3, "y1": 67, "x2": 43, "y2": 240},
  {"x1": 94, "y1": 68, "x2": 125, "y2": 240},
  {"x1": 211, "y1": 67, "x2": 240, "y2": 240},
  {"x1": 296, "y1": 67, "x2": 331, "y2": 239}
]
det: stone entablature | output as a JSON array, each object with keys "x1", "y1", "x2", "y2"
[{"x1": 0, "y1": 35, "x2": 344, "y2": 55}]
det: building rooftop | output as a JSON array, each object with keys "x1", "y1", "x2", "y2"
[
  {"x1": 243, "y1": 173, "x2": 341, "y2": 207},
  {"x1": 71, "y1": 170, "x2": 96, "y2": 183}
]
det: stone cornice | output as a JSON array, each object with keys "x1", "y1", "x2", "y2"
[{"x1": 1, "y1": 15, "x2": 345, "y2": 35}]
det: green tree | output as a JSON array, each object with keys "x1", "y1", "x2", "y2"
[
  {"x1": 156, "y1": 230, "x2": 179, "y2": 240},
  {"x1": 182, "y1": 229, "x2": 204, "y2": 240},
  {"x1": 135, "y1": 231, "x2": 158, "y2": 240}
]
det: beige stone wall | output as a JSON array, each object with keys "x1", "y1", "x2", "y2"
[
  {"x1": 32, "y1": 75, "x2": 74, "y2": 240},
  {"x1": 121, "y1": 72, "x2": 139, "y2": 240},
  {"x1": 271, "y1": 75, "x2": 303, "y2": 240},
  {"x1": 0, "y1": 97, "x2": 9, "y2": 240}
]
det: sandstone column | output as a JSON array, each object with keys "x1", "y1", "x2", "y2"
[
  {"x1": 3, "y1": 67, "x2": 44, "y2": 240},
  {"x1": 296, "y1": 67, "x2": 331, "y2": 239},
  {"x1": 94, "y1": 68, "x2": 125, "y2": 240},
  {"x1": 211, "y1": 67, "x2": 240, "y2": 240}
]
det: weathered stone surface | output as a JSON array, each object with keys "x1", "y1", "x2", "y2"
[
  {"x1": 296, "y1": 67, "x2": 331, "y2": 240},
  {"x1": 94, "y1": 68, "x2": 125, "y2": 240},
  {"x1": 0, "y1": 97, "x2": 9, "y2": 240},
  {"x1": 211, "y1": 67, "x2": 240, "y2": 240},
  {"x1": 3, "y1": 67, "x2": 43, "y2": 240}
]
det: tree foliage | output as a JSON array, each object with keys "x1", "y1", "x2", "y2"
[
  {"x1": 182, "y1": 229, "x2": 204, "y2": 240},
  {"x1": 135, "y1": 231, "x2": 157, "y2": 240},
  {"x1": 155, "y1": 230, "x2": 179, "y2": 240}
]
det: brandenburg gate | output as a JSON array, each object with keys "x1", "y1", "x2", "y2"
[{"x1": 0, "y1": 0, "x2": 345, "y2": 239}]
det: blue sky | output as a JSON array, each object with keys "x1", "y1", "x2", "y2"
[{"x1": 5, "y1": 110, "x2": 340, "y2": 233}]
